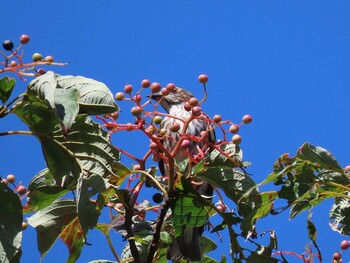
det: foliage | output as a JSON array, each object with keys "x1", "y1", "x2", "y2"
[{"x1": 1, "y1": 36, "x2": 350, "y2": 263}]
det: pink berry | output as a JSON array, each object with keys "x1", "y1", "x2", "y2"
[
  {"x1": 229, "y1": 124, "x2": 239, "y2": 134},
  {"x1": 124, "y1": 84, "x2": 133, "y2": 94},
  {"x1": 184, "y1": 102, "x2": 192, "y2": 111},
  {"x1": 37, "y1": 68, "x2": 46, "y2": 75},
  {"x1": 150, "y1": 142, "x2": 158, "y2": 151},
  {"x1": 133, "y1": 164, "x2": 141, "y2": 170},
  {"x1": 169, "y1": 122, "x2": 180, "y2": 133},
  {"x1": 333, "y1": 252, "x2": 341, "y2": 261},
  {"x1": 20, "y1": 34, "x2": 30, "y2": 44},
  {"x1": 341, "y1": 240, "x2": 350, "y2": 250},
  {"x1": 115, "y1": 92, "x2": 125, "y2": 101},
  {"x1": 231, "y1": 134, "x2": 242, "y2": 145},
  {"x1": 161, "y1": 88, "x2": 170, "y2": 96},
  {"x1": 1, "y1": 178, "x2": 8, "y2": 186},
  {"x1": 141, "y1": 79, "x2": 151, "y2": 88},
  {"x1": 242, "y1": 114, "x2": 253, "y2": 124},
  {"x1": 213, "y1": 115, "x2": 222, "y2": 123},
  {"x1": 131, "y1": 106, "x2": 143, "y2": 116},
  {"x1": 216, "y1": 204, "x2": 225, "y2": 212},
  {"x1": 166, "y1": 83, "x2": 176, "y2": 92},
  {"x1": 134, "y1": 94, "x2": 142, "y2": 104},
  {"x1": 181, "y1": 139, "x2": 191, "y2": 149},
  {"x1": 6, "y1": 174, "x2": 15, "y2": 184},
  {"x1": 192, "y1": 106, "x2": 202, "y2": 116},
  {"x1": 189, "y1": 97, "x2": 199, "y2": 107},
  {"x1": 198, "y1": 74, "x2": 208, "y2": 84},
  {"x1": 44, "y1": 55, "x2": 54, "y2": 63},
  {"x1": 150, "y1": 82, "x2": 161, "y2": 93},
  {"x1": 9, "y1": 60, "x2": 18, "y2": 67},
  {"x1": 345, "y1": 166, "x2": 350, "y2": 172},
  {"x1": 17, "y1": 185, "x2": 27, "y2": 195}
]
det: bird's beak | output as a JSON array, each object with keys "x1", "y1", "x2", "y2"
[{"x1": 148, "y1": 92, "x2": 162, "y2": 102}]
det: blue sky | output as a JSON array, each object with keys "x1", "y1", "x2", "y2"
[{"x1": 1, "y1": 1, "x2": 350, "y2": 262}]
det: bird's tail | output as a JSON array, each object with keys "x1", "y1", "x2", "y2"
[{"x1": 167, "y1": 227, "x2": 202, "y2": 262}]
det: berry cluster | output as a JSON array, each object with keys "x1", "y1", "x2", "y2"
[
  {"x1": 331, "y1": 240, "x2": 350, "y2": 263},
  {"x1": 0, "y1": 34, "x2": 65, "y2": 79},
  {"x1": 1, "y1": 173, "x2": 27, "y2": 196},
  {"x1": 103, "y1": 74, "x2": 252, "y2": 170}
]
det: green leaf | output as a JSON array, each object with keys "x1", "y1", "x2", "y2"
[
  {"x1": 172, "y1": 195, "x2": 212, "y2": 236},
  {"x1": 56, "y1": 74, "x2": 118, "y2": 114},
  {"x1": 54, "y1": 87, "x2": 79, "y2": 133},
  {"x1": 27, "y1": 71, "x2": 119, "y2": 116},
  {"x1": 0, "y1": 76, "x2": 16, "y2": 104},
  {"x1": 27, "y1": 199, "x2": 78, "y2": 259},
  {"x1": 0, "y1": 182, "x2": 23, "y2": 263},
  {"x1": 246, "y1": 231, "x2": 278, "y2": 263},
  {"x1": 298, "y1": 143, "x2": 342, "y2": 170},
  {"x1": 205, "y1": 143, "x2": 243, "y2": 168},
  {"x1": 88, "y1": 261, "x2": 117, "y2": 263},
  {"x1": 121, "y1": 242, "x2": 148, "y2": 262},
  {"x1": 24, "y1": 168, "x2": 69, "y2": 213},
  {"x1": 330, "y1": 194, "x2": 350, "y2": 235},
  {"x1": 200, "y1": 236, "x2": 217, "y2": 255},
  {"x1": 76, "y1": 175, "x2": 100, "y2": 235}
]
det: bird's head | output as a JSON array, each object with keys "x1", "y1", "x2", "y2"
[{"x1": 150, "y1": 87, "x2": 194, "y2": 112}]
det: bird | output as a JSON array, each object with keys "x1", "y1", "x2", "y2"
[{"x1": 150, "y1": 87, "x2": 215, "y2": 261}]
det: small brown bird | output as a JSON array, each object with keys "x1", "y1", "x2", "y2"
[{"x1": 151, "y1": 87, "x2": 215, "y2": 261}]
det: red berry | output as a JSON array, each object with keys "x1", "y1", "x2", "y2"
[
  {"x1": 242, "y1": 114, "x2": 253, "y2": 124},
  {"x1": 17, "y1": 185, "x2": 27, "y2": 195},
  {"x1": 2, "y1": 40, "x2": 14, "y2": 51},
  {"x1": 115, "y1": 92, "x2": 125, "y2": 101},
  {"x1": 124, "y1": 84, "x2": 133, "y2": 94},
  {"x1": 198, "y1": 74, "x2": 208, "y2": 84},
  {"x1": 32, "y1": 53, "x2": 43, "y2": 62},
  {"x1": 134, "y1": 94, "x2": 142, "y2": 104},
  {"x1": 181, "y1": 139, "x2": 191, "y2": 149},
  {"x1": 150, "y1": 142, "x2": 158, "y2": 151},
  {"x1": 110, "y1": 111, "x2": 119, "y2": 120},
  {"x1": 231, "y1": 134, "x2": 242, "y2": 145},
  {"x1": 333, "y1": 252, "x2": 341, "y2": 260},
  {"x1": 189, "y1": 97, "x2": 199, "y2": 107},
  {"x1": 213, "y1": 115, "x2": 222, "y2": 123},
  {"x1": 6, "y1": 174, "x2": 15, "y2": 184},
  {"x1": 131, "y1": 106, "x2": 143, "y2": 116},
  {"x1": 161, "y1": 88, "x2": 170, "y2": 96},
  {"x1": 20, "y1": 34, "x2": 30, "y2": 44},
  {"x1": 44, "y1": 55, "x2": 54, "y2": 63},
  {"x1": 341, "y1": 240, "x2": 350, "y2": 250},
  {"x1": 150, "y1": 82, "x2": 161, "y2": 93},
  {"x1": 192, "y1": 106, "x2": 202, "y2": 116},
  {"x1": 169, "y1": 122, "x2": 180, "y2": 133},
  {"x1": 37, "y1": 68, "x2": 46, "y2": 75},
  {"x1": 141, "y1": 79, "x2": 151, "y2": 88},
  {"x1": 166, "y1": 83, "x2": 176, "y2": 92},
  {"x1": 106, "y1": 122, "x2": 116, "y2": 131},
  {"x1": 229, "y1": 124, "x2": 239, "y2": 134},
  {"x1": 184, "y1": 102, "x2": 192, "y2": 111}
]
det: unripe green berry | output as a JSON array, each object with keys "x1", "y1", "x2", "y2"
[
  {"x1": 153, "y1": 116, "x2": 162, "y2": 125},
  {"x1": 32, "y1": 53, "x2": 43, "y2": 62}
]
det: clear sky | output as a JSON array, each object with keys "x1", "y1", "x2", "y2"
[{"x1": 1, "y1": 1, "x2": 350, "y2": 262}]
